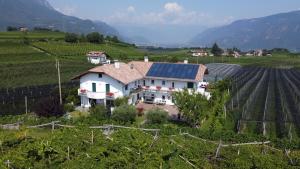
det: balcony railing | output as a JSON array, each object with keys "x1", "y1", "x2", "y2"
[{"x1": 78, "y1": 89, "x2": 119, "y2": 100}]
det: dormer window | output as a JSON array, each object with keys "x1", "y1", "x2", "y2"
[{"x1": 125, "y1": 85, "x2": 128, "y2": 91}]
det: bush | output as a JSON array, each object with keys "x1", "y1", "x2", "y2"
[
  {"x1": 146, "y1": 108, "x2": 168, "y2": 124},
  {"x1": 90, "y1": 105, "x2": 108, "y2": 120},
  {"x1": 114, "y1": 97, "x2": 129, "y2": 107},
  {"x1": 112, "y1": 105, "x2": 136, "y2": 123},
  {"x1": 34, "y1": 97, "x2": 65, "y2": 117},
  {"x1": 65, "y1": 33, "x2": 78, "y2": 43},
  {"x1": 64, "y1": 104, "x2": 75, "y2": 113},
  {"x1": 86, "y1": 32, "x2": 104, "y2": 44}
]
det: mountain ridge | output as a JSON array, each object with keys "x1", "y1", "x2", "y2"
[
  {"x1": 0, "y1": 0, "x2": 119, "y2": 36},
  {"x1": 190, "y1": 10, "x2": 300, "y2": 51}
]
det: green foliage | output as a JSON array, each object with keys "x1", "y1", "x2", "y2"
[
  {"x1": 90, "y1": 105, "x2": 108, "y2": 120},
  {"x1": 173, "y1": 89, "x2": 209, "y2": 126},
  {"x1": 6, "y1": 26, "x2": 18, "y2": 31},
  {"x1": 114, "y1": 97, "x2": 129, "y2": 107},
  {"x1": 86, "y1": 32, "x2": 104, "y2": 44},
  {"x1": 65, "y1": 33, "x2": 79, "y2": 43},
  {"x1": 34, "y1": 97, "x2": 65, "y2": 117},
  {"x1": 64, "y1": 103, "x2": 75, "y2": 113},
  {"x1": 146, "y1": 108, "x2": 168, "y2": 124},
  {"x1": 112, "y1": 105, "x2": 136, "y2": 123},
  {"x1": 211, "y1": 43, "x2": 223, "y2": 56}
]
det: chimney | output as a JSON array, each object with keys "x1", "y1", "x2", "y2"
[
  {"x1": 184, "y1": 59, "x2": 188, "y2": 64},
  {"x1": 114, "y1": 60, "x2": 120, "y2": 69},
  {"x1": 144, "y1": 56, "x2": 149, "y2": 62}
]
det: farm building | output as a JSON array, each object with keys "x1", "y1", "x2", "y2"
[
  {"x1": 73, "y1": 57, "x2": 210, "y2": 108},
  {"x1": 87, "y1": 51, "x2": 109, "y2": 64},
  {"x1": 191, "y1": 49, "x2": 209, "y2": 57}
]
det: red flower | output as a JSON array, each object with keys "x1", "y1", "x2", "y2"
[
  {"x1": 156, "y1": 86, "x2": 162, "y2": 90},
  {"x1": 107, "y1": 92, "x2": 114, "y2": 97}
]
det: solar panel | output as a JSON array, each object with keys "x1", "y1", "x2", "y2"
[{"x1": 146, "y1": 63, "x2": 199, "y2": 80}]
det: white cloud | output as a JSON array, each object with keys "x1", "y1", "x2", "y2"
[
  {"x1": 127, "y1": 6, "x2": 136, "y2": 13},
  {"x1": 164, "y1": 2, "x2": 183, "y2": 13},
  {"x1": 103, "y1": 2, "x2": 233, "y2": 26},
  {"x1": 55, "y1": 6, "x2": 77, "y2": 16}
]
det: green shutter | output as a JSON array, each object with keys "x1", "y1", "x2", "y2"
[
  {"x1": 106, "y1": 84, "x2": 110, "y2": 93},
  {"x1": 92, "y1": 83, "x2": 96, "y2": 92}
]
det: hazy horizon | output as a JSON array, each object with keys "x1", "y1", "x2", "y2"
[{"x1": 48, "y1": 0, "x2": 300, "y2": 44}]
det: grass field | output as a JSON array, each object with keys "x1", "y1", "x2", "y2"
[{"x1": 0, "y1": 31, "x2": 300, "y2": 89}]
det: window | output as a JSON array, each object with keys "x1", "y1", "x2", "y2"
[
  {"x1": 162, "y1": 80, "x2": 166, "y2": 86},
  {"x1": 125, "y1": 85, "x2": 128, "y2": 91},
  {"x1": 106, "y1": 84, "x2": 110, "y2": 93},
  {"x1": 92, "y1": 83, "x2": 96, "y2": 92},
  {"x1": 187, "y1": 82, "x2": 194, "y2": 89},
  {"x1": 162, "y1": 95, "x2": 166, "y2": 100},
  {"x1": 98, "y1": 74, "x2": 102, "y2": 78},
  {"x1": 151, "y1": 80, "x2": 155, "y2": 85},
  {"x1": 172, "y1": 82, "x2": 175, "y2": 88},
  {"x1": 143, "y1": 80, "x2": 146, "y2": 86}
]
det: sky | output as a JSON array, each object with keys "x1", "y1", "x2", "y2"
[{"x1": 47, "y1": 0, "x2": 300, "y2": 44}]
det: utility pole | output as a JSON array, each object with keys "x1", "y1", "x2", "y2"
[
  {"x1": 56, "y1": 59, "x2": 63, "y2": 105},
  {"x1": 25, "y1": 96, "x2": 28, "y2": 115}
]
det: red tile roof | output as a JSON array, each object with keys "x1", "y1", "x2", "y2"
[{"x1": 73, "y1": 61, "x2": 207, "y2": 84}]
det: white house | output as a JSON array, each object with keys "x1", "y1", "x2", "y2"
[
  {"x1": 87, "y1": 51, "x2": 109, "y2": 64},
  {"x1": 73, "y1": 58, "x2": 210, "y2": 108},
  {"x1": 191, "y1": 49, "x2": 208, "y2": 57}
]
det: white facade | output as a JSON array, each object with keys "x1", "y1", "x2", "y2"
[
  {"x1": 78, "y1": 73, "x2": 140, "y2": 108},
  {"x1": 87, "y1": 54, "x2": 108, "y2": 64},
  {"x1": 78, "y1": 73, "x2": 210, "y2": 108}
]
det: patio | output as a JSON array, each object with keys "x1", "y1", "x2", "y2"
[{"x1": 136, "y1": 102, "x2": 179, "y2": 120}]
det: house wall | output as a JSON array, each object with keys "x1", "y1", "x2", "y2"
[
  {"x1": 79, "y1": 73, "x2": 140, "y2": 107},
  {"x1": 88, "y1": 54, "x2": 107, "y2": 64},
  {"x1": 79, "y1": 72, "x2": 209, "y2": 107}
]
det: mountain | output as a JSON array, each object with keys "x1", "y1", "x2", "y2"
[
  {"x1": 114, "y1": 24, "x2": 207, "y2": 46},
  {"x1": 0, "y1": 0, "x2": 119, "y2": 36},
  {"x1": 190, "y1": 11, "x2": 300, "y2": 52}
]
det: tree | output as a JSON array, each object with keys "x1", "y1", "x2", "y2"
[
  {"x1": 34, "y1": 97, "x2": 65, "y2": 117},
  {"x1": 146, "y1": 108, "x2": 168, "y2": 124},
  {"x1": 211, "y1": 43, "x2": 223, "y2": 56},
  {"x1": 111, "y1": 36, "x2": 119, "y2": 43},
  {"x1": 7, "y1": 26, "x2": 17, "y2": 32},
  {"x1": 86, "y1": 32, "x2": 104, "y2": 44},
  {"x1": 112, "y1": 105, "x2": 136, "y2": 123},
  {"x1": 173, "y1": 89, "x2": 209, "y2": 126},
  {"x1": 79, "y1": 34, "x2": 87, "y2": 42},
  {"x1": 65, "y1": 33, "x2": 78, "y2": 43}
]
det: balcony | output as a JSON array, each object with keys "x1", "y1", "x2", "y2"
[{"x1": 78, "y1": 89, "x2": 118, "y2": 100}]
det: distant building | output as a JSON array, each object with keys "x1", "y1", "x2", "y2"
[
  {"x1": 87, "y1": 51, "x2": 109, "y2": 64},
  {"x1": 254, "y1": 49, "x2": 263, "y2": 56},
  {"x1": 233, "y1": 51, "x2": 241, "y2": 58},
  {"x1": 191, "y1": 49, "x2": 209, "y2": 57},
  {"x1": 20, "y1": 27, "x2": 28, "y2": 32},
  {"x1": 73, "y1": 57, "x2": 210, "y2": 108}
]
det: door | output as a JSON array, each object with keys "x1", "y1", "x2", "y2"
[
  {"x1": 92, "y1": 83, "x2": 96, "y2": 92},
  {"x1": 106, "y1": 84, "x2": 110, "y2": 93}
]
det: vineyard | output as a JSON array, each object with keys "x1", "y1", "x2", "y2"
[
  {"x1": 32, "y1": 41, "x2": 145, "y2": 59},
  {"x1": 0, "y1": 118, "x2": 300, "y2": 169},
  {"x1": 229, "y1": 67, "x2": 300, "y2": 138},
  {"x1": 204, "y1": 63, "x2": 241, "y2": 82}
]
